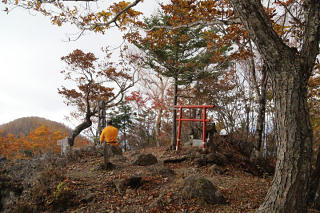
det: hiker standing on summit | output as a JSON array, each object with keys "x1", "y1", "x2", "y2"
[{"x1": 100, "y1": 120, "x2": 119, "y2": 168}]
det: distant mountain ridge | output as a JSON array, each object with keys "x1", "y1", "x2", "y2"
[{"x1": 0, "y1": 116, "x2": 72, "y2": 137}]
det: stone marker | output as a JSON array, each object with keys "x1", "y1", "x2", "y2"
[{"x1": 57, "y1": 137, "x2": 71, "y2": 155}]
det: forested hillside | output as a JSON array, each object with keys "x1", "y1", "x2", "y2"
[
  {"x1": 0, "y1": 117, "x2": 70, "y2": 137},
  {"x1": 0, "y1": 117, "x2": 90, "y2": 159}
]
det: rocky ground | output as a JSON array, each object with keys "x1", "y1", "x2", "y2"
[
  {"x1": 62, "y1": 147, "x2": 271, "y2": 213},
  {"x1": 1, "y1": 140, "x2": 277, "y2": 213}
]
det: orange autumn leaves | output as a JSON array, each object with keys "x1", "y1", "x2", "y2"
[{"x1": 0, "y1": 125, "x2": 89, "y2": 160}]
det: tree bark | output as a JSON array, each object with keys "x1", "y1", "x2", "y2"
[
  {"x1": 245, "y1": 103, "x2": 250, "y2": 141},
  {"x1": 68, "y1": 113, "x2": 93, "y2": 146},
  {"x1": 171, "y1": 76, "x2": 178, "y2": 150},
  {"x1": 155, "y1": 108, "x2": 163, "y2": 147},
  {"x1": 254, "y1": 68, "x2": 267, "y2": 152},
  {"x1": 96, "y1": 100, "x2": 106, "y2": 140},
  {"x1": 229, "y1": 0, "x2": 319, "y2": 212},
  {"x1": 308, "y1": 147, "x2": 320, "y2": 206},
  {"x1": 257, "y1": 55, "x2": 313, "y2": 212}
]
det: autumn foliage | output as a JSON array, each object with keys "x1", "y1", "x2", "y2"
[{"x1": 0, "y1": 124, "x2": 90, "y2": 160}]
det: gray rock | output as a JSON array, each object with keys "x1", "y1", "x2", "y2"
[
  {"x1": 132, "y1": 154, "x2": 158, "y2": 166},
  {"x1": 66, "y1": 149, "x2": 81, "y2": 162},
  {"x1": 149, "y1": 166, "x2": 175, "y2": 177},
  {"x1": 113, "y1": 176, "x2": 142, "y2": 194},
  {"x1": 55, "y1": 157, "x2": 67, "y2": 167},
  {"x1": 81, "y1": 193, "x2": 95, "y2": 203},
  {"x1": 156, "y1": 167, "x2": 175, "y2": 177},
  {"x1": 206, "y1": 152, "x2": 228, "y2": 166},
  {"x1": 182, "y1": 175, "x2": 225, "y2": 204},
  {"x1": 209, "y1": 164, "x2": 226, "y2": 175}
]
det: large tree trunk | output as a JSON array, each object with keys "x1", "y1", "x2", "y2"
[
  {"x1": 256, "y1": 56, "x2": 313, "y2": 212},
  {"x1": 229, "y1": 0, "x2": 319, "y2": 211}
]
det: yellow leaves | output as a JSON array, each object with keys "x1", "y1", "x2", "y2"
[
  {"x1": 0, "y1": 124, "x2": 66, "y2": 159},
  {"x1": 51, "y1": 16, "x2": 63, "y2": 27},
  {"x1": 109, "y1": 1, "x2": 142, "y2": 28},
  {"x1": 35, "y1": 1, "x2": 42, "y2": 10},
  {"x1": 97, "y1": 10, "x2": 112, "y2": 22},
  {"x1": 111, "y1": 1, "x2": 131, "y2": 13},
  {"x1": 272, "y1": 23, "x2": 289, "y2": 36}
]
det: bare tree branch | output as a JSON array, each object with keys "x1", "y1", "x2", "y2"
[
  {"x1": 145, "y1": 19, "x2": 241, "y2": 31},
  {"x1": 275, "y1": 0, "x2": 303, "y2": 26}
]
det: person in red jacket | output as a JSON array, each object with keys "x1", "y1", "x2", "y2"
[{"x1": 100, "y1": 120, "x2": 119, "y2": 168}]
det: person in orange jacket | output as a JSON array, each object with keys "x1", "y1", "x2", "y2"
[{"x1": 100, "y1": 120, "x2": 119, "y2": 167}]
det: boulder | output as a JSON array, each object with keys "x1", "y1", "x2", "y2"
[
  {"x1": 149, "y1": 166, "x2": 175, "y2": 178},
  {"x1": 182, "y1": 175, "x2": 226, "y2": 205},
  {"x1": 66, "y1": 149, "x2": 81, "y2": 162},
  {"x1": 209, "y1": 164, "x2": 227, "y2": 175},
  {"x1": 195, "y1": 156, "x2": 208, "y2": 167},
  {"x1": 113, "y1": 176, "x2": 142, "y2": 194},
  {"x1": 206, "y1": 152, "x2": 228, "y2": 166},
  {"x1": 132, "y1": 154, "x2": 158, "y2": 166},
  {"x1": 80, "y1": 193, "x2": 95, "y2": 203}
]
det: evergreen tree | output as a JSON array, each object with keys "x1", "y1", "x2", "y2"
[
  {"x1": 109, "y1": 102, "x2": 134, "y2": 151},
  {"x1": 128, "y1": 10, "x2": 229, "y2": 149}
]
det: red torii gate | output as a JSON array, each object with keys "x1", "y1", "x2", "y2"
[{"x1": 174, "y1": 105, "x2": 215, "y2": 151}]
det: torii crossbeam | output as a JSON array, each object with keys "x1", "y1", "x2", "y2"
[{"x1": 174, "y1": 105, "x2": 214, "y2": 151}]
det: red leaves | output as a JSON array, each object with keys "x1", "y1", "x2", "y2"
[
  {"x1": 126, "y1": 91, "x2": 149, "y2": 108},
  {"x1": 61, "y1": 49, "x2": 97, "y2": 70},
  {"x1": 59, "y1": 48, "x2": 133, "y2": 118}
]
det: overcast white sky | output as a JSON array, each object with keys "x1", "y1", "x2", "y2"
[{"x1": 0, "y1": 2, "x2": 160, "y2": 127}]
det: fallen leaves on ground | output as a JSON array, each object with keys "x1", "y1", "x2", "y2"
[{"x1": 61, "y1": 146, "x2": 271, "y2": 213}]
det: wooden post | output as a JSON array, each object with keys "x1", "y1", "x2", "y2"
[
  {"x1": 202, "y1": 107, "x2": 207, "y2": 151},
  {"x1": 176, "y1": 107, "x2": 183, "y2": 151}
]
